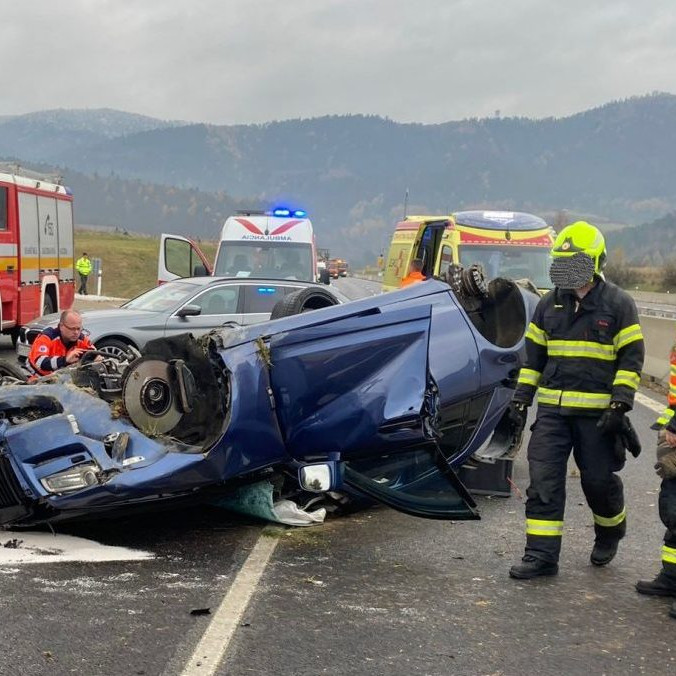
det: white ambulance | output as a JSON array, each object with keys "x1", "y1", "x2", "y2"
[{"x1": 158, "y1": 208, "x2": 329, "y2": 284}]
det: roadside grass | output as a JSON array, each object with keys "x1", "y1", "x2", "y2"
[{"x1": 74, "y1": 231, "x2": 218, "y2": 299}]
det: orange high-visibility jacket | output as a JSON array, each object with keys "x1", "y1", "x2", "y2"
[
  {"x1": 399, "y1": 271, "x2": 426, "y2": 288},
  {"x1": 28, "y1": 327, "x2": 95, "y2": 376},
  {"x1": 654, "y1": 342, "x2": 676, "y2": 431}
]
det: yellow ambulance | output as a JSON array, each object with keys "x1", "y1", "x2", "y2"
[{"x1": 382, "y1": 210, "x2": 556, "y2": 292}]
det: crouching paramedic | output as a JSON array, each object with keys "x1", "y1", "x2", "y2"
[
  {"x1": 635, "y1": 342, "x2": 676, "y2": 619},
  {"x1": 28, "y1": 309, "x2": 96, "y2": 376},
  {"x1": 508, "y1": 221, "x2": 645, "y2": 579}
]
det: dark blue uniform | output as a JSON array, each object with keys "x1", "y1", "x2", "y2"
[{"x1": 513, "y1": 278, "x2": 645, "y2": 563}]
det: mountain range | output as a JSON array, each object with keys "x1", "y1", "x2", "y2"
[{"x1": 1, "y1": 94, "x2": 675, "y2": 266}]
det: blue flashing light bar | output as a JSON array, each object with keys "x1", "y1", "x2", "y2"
[
  {"x1": 272, "y1": 207, "x2": 308, "y2": 218},
  {"x1": 257, "y1": 287, "x2": 278, "y2": 295}
]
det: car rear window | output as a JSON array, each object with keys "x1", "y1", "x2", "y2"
[{"x1": 242, "y1": 285, "x2": 299, "y2": 314}]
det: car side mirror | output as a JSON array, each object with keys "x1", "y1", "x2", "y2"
[
  {"x1": 299, "y1": 463, "x2": 339, "y2": 492},
  {"x1": 176, "y1": 304, "x2": 202, "y2": 318},
  {"x1": 193, "y1": 264, "x2": 208, "y2": 277},
  {"x1": 319, "y1": 268, "x2": 330, "y2": 285}
]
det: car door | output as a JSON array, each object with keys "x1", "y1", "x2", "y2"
[
  {"x1": 158, "y1": 233, "x2": 212, "y2": 283},
  {"x1": 164, "y1": 284, "x2": 243, "y2": 338},
  {"x1": 268, "y1": 300, "x2": 479, "y2": 520},
  {"x1": 413, "y1": 219, "x2": 449, "y2": 277}
]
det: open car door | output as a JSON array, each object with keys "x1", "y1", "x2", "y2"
[
  {"x1": 158, "y1": 233, "x2": 213, "y2": 284},
  {"x1": 269, "y1": 302, "x2": 480, "y2": 520},
  {"x1": 413, "y1": 219, "x2": 449, "y2": 278},
  {"x1": 343, "y1": 447, "x2": 479, "y2": 520}
]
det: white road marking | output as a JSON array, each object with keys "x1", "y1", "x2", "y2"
[
  {"x1": 181, "y1": 534, "x2": 279, "y2": 676},
  {"x1": 635, "y1": 391, "x2": 665, "y2": 415},
  {"x1": 0, "y1": 531, "x2": 153, "y2": 565}
]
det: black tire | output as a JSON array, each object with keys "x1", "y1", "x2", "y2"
[
  {"x1": 0, "y1": 358, "x2": 28, "y2": 382},
  {"x1": 95, "y1": 338, "x2": 136, "y2": 360},
  {"x1": 270, "y1": 287, "x2": 340, "y2": 320},
  {"x1": 43, "y1": 294, "x2": 55, "y2": 316}
]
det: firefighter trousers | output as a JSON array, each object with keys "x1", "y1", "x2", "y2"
[
  {"x1": 658, "y1": 476, "x2": 676, "y2": 581},
  {"x1": 524, "y1": 408, "x2": 626, "y2": 564}
]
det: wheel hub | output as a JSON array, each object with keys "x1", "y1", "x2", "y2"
[{"x1": 122, "y1": 358, "x2": 183, "y2": 434}]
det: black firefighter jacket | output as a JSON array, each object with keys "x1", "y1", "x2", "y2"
[{"x1": 513, "y1": 278, "x2": 645, "y2": 415}]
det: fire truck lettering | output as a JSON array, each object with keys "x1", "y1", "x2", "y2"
[{"x1": 24, "y1": 247, "x2": 38, "y2": 255}]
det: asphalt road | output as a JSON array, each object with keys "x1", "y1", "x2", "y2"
[{"x1": 0, "y1": 278, "x2": 674, "y2": 676}]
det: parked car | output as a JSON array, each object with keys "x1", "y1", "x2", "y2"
[
  {"x1": 16, "y1": 277, "x2": 348, "y2": 362},
  {"x1": 0, "y1": 271, "x2": 537, "y2": 527}
]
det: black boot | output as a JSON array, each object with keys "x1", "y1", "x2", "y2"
[
  {"x1": 636, "y1": 573, "x2": 676, "y2": 597},
  {"x1": 509, "y1": 555, "x2": 558, "y2": 579},
  {"x1": 590, "y1": 539, "x2": 619, "y2": 566}
]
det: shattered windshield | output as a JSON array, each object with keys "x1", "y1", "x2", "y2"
[
  {"x1": 122, "y1": 281, "x2": 202, "y2": 312},
  {"x1": 459, "y1": 246, "x2": 552, "y2": 289}
]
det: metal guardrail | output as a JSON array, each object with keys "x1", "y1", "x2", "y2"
[{"x1": 636, "y1": 304, "x2": 676, "y2": 320}]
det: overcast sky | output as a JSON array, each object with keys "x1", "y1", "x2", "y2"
[{"x1": 2, "y1": 0, "x2": 675, "y2": 125}]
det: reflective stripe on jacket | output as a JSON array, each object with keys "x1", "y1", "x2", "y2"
[
  {"x1": 513, "y1": 278, "x2": 645, "y2": 415},
  {"x1": 27, "y1": 327, "x2": 95, "y2": 376},
  {"x1": 654, "y1": 341, "x2": 676, "y2": 431}
]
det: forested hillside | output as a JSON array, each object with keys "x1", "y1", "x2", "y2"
[
  {"x1": 605, "y1": 212, "x2": 676, "y2": 265},
  {"x1": 2, "y1": 94, "x2": 676, "y2": 265}
]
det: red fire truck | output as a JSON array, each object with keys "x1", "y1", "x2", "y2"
[{"x1": 0, "y1": 170, "x2": 75, "y2": 343}]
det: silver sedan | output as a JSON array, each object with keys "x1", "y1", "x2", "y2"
[{"x1": 17, "y1": 277, "x2": 347, "y2": 360}]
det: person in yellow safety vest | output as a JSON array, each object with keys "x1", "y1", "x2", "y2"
[
  {"x1": 399, "y1": 258, "x2": 426, "y2": 288},
  {"x1": 507, "y1": 222, "x2": 645, "y2": 579},
  {"x1": 636, "y1": 342, "x2": 676, "y2": 618},
  {"x1": 75, "y1": 252, "x2": 93, "y2": 295}
]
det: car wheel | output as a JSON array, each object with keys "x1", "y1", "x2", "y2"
[
  {"x1": 43, "y1": 295, "x2": 55, "y2": 315},
  {"x1": 96, "y1": 338, "x2": 136, "y2": 360},
  {"x1": 0, "y1": 358, "x2": 28, "y2": 383},
  {"x1": 270, "y1": 287, "x2": 340, "y2": 320}
]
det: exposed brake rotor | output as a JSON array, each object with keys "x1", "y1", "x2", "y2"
[{"x1": 122, "y1": 358, "x2": 183, "y2": 434}]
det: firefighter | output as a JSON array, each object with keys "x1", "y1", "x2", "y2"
[
  {"x1": 635, "y1": 343, "x2": 676, "y2": 618},
  {"x1": 400, "y1": 258, "x2": 425, "y2": 288},
  {"x1": 28, "y1": 309, "x2": 96, "y2": 377},
  {"x1": 508, "y1": 221, "x2": 645, "y2": 579}
]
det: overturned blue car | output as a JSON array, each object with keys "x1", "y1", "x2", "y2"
[{"x1": 0, "y1": 270, "x2": 537, "y2": 527}]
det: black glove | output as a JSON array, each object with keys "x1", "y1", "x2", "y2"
[
  {"x1": 508, "y1": 401, "x2": 528, "y2": 436},
  {"x1": 597, "y1": 401, "x2": 630, "y2": 435},
  {"x1": 620, "y1": 416, "x2": 642, "y2": 458}
]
